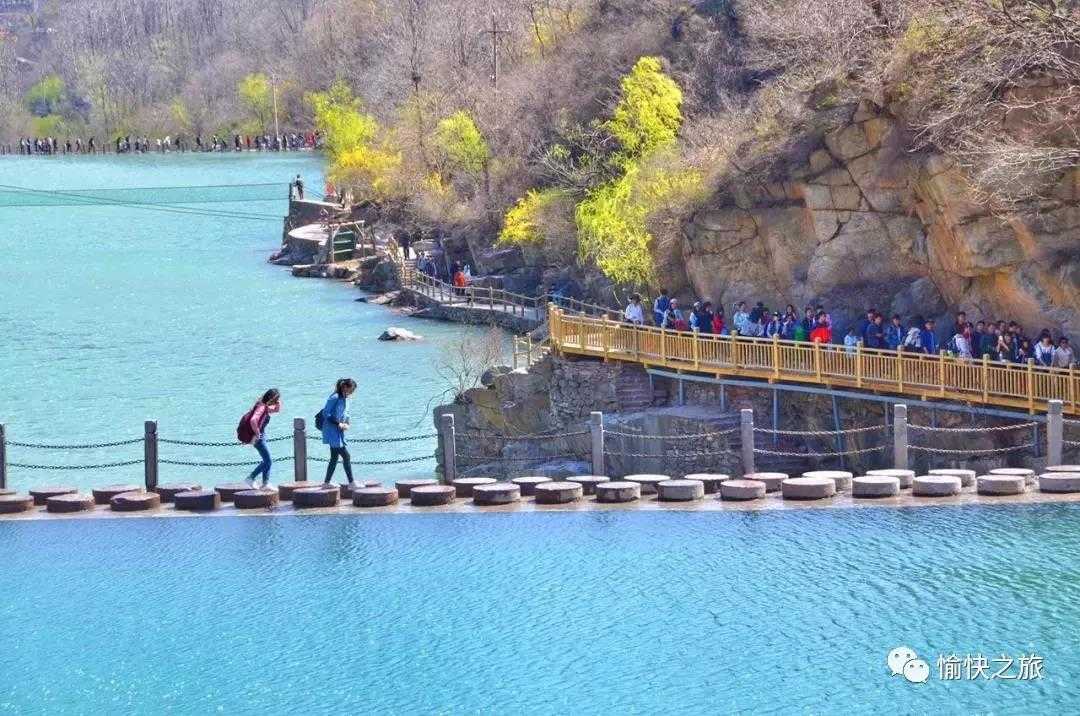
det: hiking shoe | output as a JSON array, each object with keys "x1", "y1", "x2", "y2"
[
  {"x1": 260, "y1": 480, "x2": 270, "y2": 490},
  {"x1": 245, "y1": 477, "x2": 255, "y2": 488}
]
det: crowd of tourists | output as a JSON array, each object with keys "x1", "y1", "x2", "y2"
[
  {"x1": 3, "y1": 130, "x2": 320, "y2": 156},
  {"x1": 622, "y1": 291, "x2": 1075, "y2": 368}
]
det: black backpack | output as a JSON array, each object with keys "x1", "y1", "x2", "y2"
[{"x1": 314, "y1": 396, "x2": 341, "y2": 431}]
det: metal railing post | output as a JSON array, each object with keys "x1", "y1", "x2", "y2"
[
  {"x1": 893, "y1": 404, "x2": 908, "y2": 470},
  {"x1": 740, "y1": 408, "x2": 755, "y2": 475},
  {"x1": 591, "y1": 411, "x2": 605, "y2": 476},
  {"x1": 440, "y1": 414, "x2": 457, "y2": 485},
  {"x1": 144, "y1": 420, "x2": 159, "y2": 490},
  {"x1": 0, "y1": 423, "x2": 7, "y2": 490},
  {"x1": 293, "y1": 417, "x2": 308, "y2": 482},
  {"x1": 1048, "y1": 399, "x2": 1063, "y2": 466}
]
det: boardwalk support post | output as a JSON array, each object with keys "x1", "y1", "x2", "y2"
[
  {"x1": 740, "y1": 409, "x2": 755, "y2": 476},
  {"x1": 144, "y1": 420, "x2": 159, "y2": 491},
  {"x1": 893, "y1": 404, "x2": 908, "y2": 470},
  {"x1": 293, "y1": 417, "x2": 308, "y2": 483},
  {"x1": 1048, "y1": 399, "x2": 1063, "y2": 466},
  {"x1": 440, "y1": 414, "x2": 457, "y2": 485},
  {"x1": 590, "y1": 411, "x2": 605, "y2": 476},
  {"x1": 0, "y1": 423, "x2": 6, "y2": 490}
]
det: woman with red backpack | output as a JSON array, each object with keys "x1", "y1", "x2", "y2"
[{"x1": 239, "y1": 389, "x2": 282, "y2": 488}]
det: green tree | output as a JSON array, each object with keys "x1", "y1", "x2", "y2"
[
  {"x1": 308, "y1": 80, "x2": 378, "y2": 161},
  {"x1": 498, "y1": 188, "x2": 567, "y2": 245},
  {"x1": 604, "y1": 56, "x2": 683, "y2": 163},
  {"x1": 237, "y1": 73, "x2": 273, "y2": 132},
  {"x1": 24, "y1": 75, "x2": 66, "y2": 117},
  {"x1": 434, "y1": 111, "x2": 489, "y2": 176}
]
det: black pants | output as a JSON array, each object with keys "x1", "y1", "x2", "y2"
[{"x1": 325, "y1": 446, "x2": 354, "y2": 483}]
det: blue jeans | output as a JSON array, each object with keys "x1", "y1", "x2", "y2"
[{"x1": 249, "y1": 439, "x2": 272, "y2": 482}]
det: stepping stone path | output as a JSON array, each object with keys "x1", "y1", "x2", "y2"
[
  {"x1": 658, "y1": 480, "x2": 705, "y2": 502},
  {"x1": 46, "y1": 493, "x2": 95, "y2": 513},
  {"x1": 338, "y1": 480, "x2": 381, "y2": 500},
  {"x1": 473, "y1": 482, "x2": 520, "y2": 506},
  {"x1": 977, "y1": 475, "x2": 1026, "y2": 496},
  {"x1": 293, "y1": 485, "x2": 340, "y2": 508},
  {"x1": 781, "y1": 477, "x2": 836, "y2": 500},
  {"x1": 1047, "y1": 465, "x2": 1080, "y2": 473},
  {"x1": 353, "y1": 486, "x2": 399, "y2": 507},
  {"x1": 928, "y1": 469, "x2": 976, "y2": 488},
  {"x1": 154, "y1": 483, "x2": 202, "y2": 503},
  {"x1": 234, "y1": 489, "x2": 279, "y2": 509},
  {"x1": 852, "y1": 476, "x2": 900, "y2": 498},
  {"x1": 93, "y1": 484, "x2": 143, "y2": 505},
  {"x1": 278, "y1": 481, "x2": 316, "y2": 501},
  {"x1": 1038, "y1": 473, "x2": 1080, "y2": 493},
  {"x1": 410, "y1": 484, "x2": 456, "y2": 507},
  {"x1": 566, "y1": 475, "x2": 610, "y2": 496},
  {"x1": 989, "y1": 468, "x2": 1036, "y2": 486},
  {"x1": 743, "y1": 473, "x2": 788, "y2": 492},
  {"x1": 174, "y1": 490, "x2": 220, "y2": 511},
  {"x1": 452, "y1": 477, "x2": 497, "y2": 498},
  {"x1": 110, "y1": 491, "x2": 161, "y2": 512},
  {"x1": 29, "y1": 486, "x2": 76, "y2": 506},
  {"x1": 912, "y1": 475, "x2": 961, "y2": 497},
  {"x1": 622, "y1": 475, "x2": 668, "y2": 495},
  {"x1": 214, "y1": 483, "x2": 252, "y2": 503},
  {"x1": 802, "y1": 471, "x2": 853, "y2": 492},
  {"x1": 534, "y1": 482, "x2": 583, "y2": 505},
  {"x1": 595, "y1": 482, "x2": 640, "y2": 503},
  {"x1": 0, "y1": 489, "x2": 14, "y2": 497},
  {"x1": 683, "y1": 473, "x2": 729, "y2": 494},
  {"x1": 719, "y1": 479, "x2": 766, "y2": 501},
  {"x1": 396, "y1": 479, "x2": 438, "y2": 499},
  {"x1": 0, "y1": 494, "x2": 34, "y2": 514},
  {"x1": 511, "y1": 476, "x2": 552, "y2": 496},
  {"x1": 865, "y1": 469, "x2": 914, "y2": 489}
]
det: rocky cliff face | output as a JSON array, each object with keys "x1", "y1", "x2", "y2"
[{"x1": 682, "y1": 100, "x2": 1080, "y2": 334}]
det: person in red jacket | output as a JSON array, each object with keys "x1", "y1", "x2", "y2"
[{"x1": 809, "y1": 313, "x2": 833, "y2": 344}]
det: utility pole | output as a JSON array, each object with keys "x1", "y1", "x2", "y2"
[
  {"x1": 482, "y1": 12, "x2": 510, "y2": 89},
  {"x1": 271, "y1": 72, "x2": 280, "y2": 138}
]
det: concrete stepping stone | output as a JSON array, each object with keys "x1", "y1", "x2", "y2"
[
  {"x1": 802, "y1": 470, "x2": 853, "y2": 491},
  {"x1": 534, "y1": 482, "x2": 584, "y2": 504},
  {"x1": 46, "y1": 493, "x2": 95, "y2": 513},
  {"x1": 510, "y1": 476, "x2": 552, "y2": 496},
  {"x1": 989, "y1": 467, "x2": 1036, "y2": 486},
  {"x1": 233, "y1": 489, "x2": 280, "y2": 509},
  {"x1": 595, "y1": 481, "x2": 640, "y2": 503},
  {"x1": 110, "y1": 491, "x2": 162, "y2": 512},
  {"x1": 0, "y1": 494, "x2": 34, "y2": 514},
  {"x1": 214, "y1": 483, "x2": 252, "y2": 503},
  {"x1": 473, "y1": 482, "x2": 520, "y2": 506},
  {"x1": 852, "y1": 475, "x2": 900, "y2": 498},
  {"x1": 353, "y1": 486, "x2": 399, "y2": 507},
  {"x1": 782, "y1": 477, "x2": 836, "y2": 500},
  {"x1": 720, "y1": 479, "x2": 766, "y2": 501},
  {"x1": 743, "y1": 472, "x2": 788, "y2": 492},
  {"x1": 0, "y1": 488, "x2": 14, "y2": 497},
  {"x1": 338, "y1": 480, "x2": 381, "y2": 500},
  {"x1": 977, "y1": 475, "x2": 1026, "y2": 496},
  {"x1": 1038, "y1": 473, "x2": 1080, "y2": 493},
  {"x1": 658, "y1": 479, "x2": 705, "y2": 502},
  {"x1": 293, "y1": 485, "x2": 340, "y2": 508},
  {"x1": 928, "y1": 469, "x2": 976, "y2": 488},
  {"x1": 865, "y1": 469, "x2": 914, "y2": 489},
  {"x1": 410, "y1": 484, "x2": 456, "y2": 507},
  {"x1": 174, "y1": 490, "x2": 221, "y2": 511},
  {"x1": 29, "y1": 486, "x2": 76, "y2": 505},
  {"x1": 92, "y1": 484, "x2": 143, "y2": 505},
  {"x1": 683, "y1": 473, "x2": 730, "y2": 494},
  {"x1": 566, "y1": 475, "x2": 611, "y2": 495},
  {"x1": 912, "y1": 475, "x2": 961, "y2": 496},
  {"x1": 153, "y1": 483, "x2": 202, "y2": 503},
  {"x1": 622, "y1": 474, "x2": 669, "y2": 495},
  {"x1": 278, "y1": 481, "x2": 316, "y2": 501},
  {"x1": 452, "y1": 477, "x2": 497, "y2": 498},
  {"x1": 396, "y1": 479, "x2": 438, "y2": 499},
  {"x1": 1046, "y1": 465, "x2": 1080, "y2": 473}
]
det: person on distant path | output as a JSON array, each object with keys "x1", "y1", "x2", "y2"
[
  {"x1": 624, "y1": 294, "x2": 645, "y2": 325},
  {"x1": 1034, "y1": 332, "x2": 1055, "y2": 367},
  {"x1": 885, "y1": 314, "x2": 904, "y2": 350},
  {"x1": 810, "y1": 313, "x2": 832, "y2": 344},
  {"x1": 1053, "y1": 337, "x2": 1074, "y2": 368},
  {"x1": 653, "y1": 289, "x2": 670, "y2": 327},
  {"x1": 321, "y1": 378, "x2": 358, "y2": 487},
  {"x1": 244, "y1": 389, "x2": 282, "y2": 488},
  {"x1": 919, "y1": 318, "x2": 939, "y2": 355},
  {"x1": 294, "y1": 174, "x2": 305, "y2": 200}
]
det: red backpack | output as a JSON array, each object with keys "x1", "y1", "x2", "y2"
[{"x1": 236, "y1": 404, "x2": 258, "y2": 443}]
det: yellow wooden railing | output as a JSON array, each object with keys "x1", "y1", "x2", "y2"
[{"x1": 548, "y1": 306, "x2": 1080, "y2": 415}]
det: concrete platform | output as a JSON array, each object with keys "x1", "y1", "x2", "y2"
[
  {"x1": 46, "y1": 493, "x2": 95, "y2": 513},
  {"x1": 174, "y1": 490, "x2": 221, "y2": 511},
  {"x1": 214, "y1": 483, "x2": 252, "y2": 503},
  {"x1": 234, "y1": 489, "x2": 280, "y2": 509},
  {"x1": 93, "y1": 484, "x2": 143, "y2": 505},
  {"x1": 410, "y1": 484, "x2": 456, "y2": 507},
  {"x1": 865, "y1": 469, "x2": 914, "y2": 489},
  {"x1": 623, "y1": 474, "x2": 669, "y2": 495},
  {"x1": 595, "y1": 482, "x2": 641, "y2": 503},
  {"x1": 472, "y1": 482, "x2": 520, "y2": 506},
  {"x1": 293, "y1": 485, "x2": 339, "y2": 508},
  {"x1": 0, "y1": 489, "x2": 13, "y2": 497},
  {"x1": 566, "y1": 475, "x2": 610, "y2": 496},
  {"x1": 802, "y1": 471, "x2": 853, "y2": 491},
  {"x1": 396, "y1": 479, "x2": 438, "y2": 499},
  {"x1": 0, "y1": 494, "x2": 34, "y2": 514},
  {"x1": 743, "y1": 472, "x2": 788, "y2": 492},
  {"x1": 912, "y1": 475, "x2": 962, "y2": 497},
  {"x1": 535, "y1": 482, "x2": 583, "y2": 504},
  {"x1": 989, "y1": 468, "x2": 1036, "y2": 486},
  {"x1": 852, "y1": 475, "x2": 901, "y2": 498},
  {"x1": 928, "y1": 469, "x2": 976, "y2": 488},
  {"x1": 353, "y1": 486, "x2": 400, "y2": 507},
  {"x1": 782, "y1": 477, "x2": 836, "y2": 500},
  {"x1": 278, "y1": 481, "x2": 316, "y2": 501},
  {"x1": 29, "y1": 486, "x2": 76, "y2": 505},
  {"x1": 658, "y1": 480, "x2": 705, "y2": 502},
  {"x1": 154, "y1": 483, "x2": 202, "y2": 503},
  {"x1": 452, "y1": 477, "x2": 497, "y2": 498},
  {"x1": 511, "y1": 476, "x2": 553, "y2": 496},
  {"x1": 1038, "y1": 473, "x2": 1080, "y2": 493},
  {"x1": 720, "y1": 479, "x2": 766, "y2": 501},
  {"x1": 110, "y1": 491, "x2": 161, "y2": 512},
  {"x1": 1047, "y1": 465, "x2": 1080, "y2": 473},
  {"x1": 978, "y1": 475, "x2": 1026, "y2": 496},
  {"x1": 683, "y1": 473, "x2": 729, "y2": 494}
]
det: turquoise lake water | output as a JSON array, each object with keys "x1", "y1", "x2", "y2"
[
  {"x1": 1, "y1": 504, "x2": 1078, "y2": 713},
  {"x1": 0, "y1": 153, "x2": 482, "y2": 488}
]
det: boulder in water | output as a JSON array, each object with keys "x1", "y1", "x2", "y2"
[{"x1": 379, "y1": 327, "x2": 423, "y2": 341}]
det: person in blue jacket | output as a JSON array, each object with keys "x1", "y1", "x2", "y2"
[
  {"x1": 920, "y1": 318, "x2": 939, "y2": 355},
  {"x1": 321, "y1": 378, "x2": 357, "y2": 486}
]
